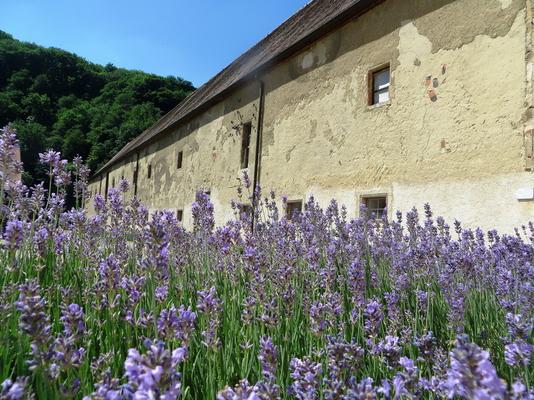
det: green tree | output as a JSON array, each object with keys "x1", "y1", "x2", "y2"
[{"x1": 0, "y1": 30, "x2": 195, "y2": 183}]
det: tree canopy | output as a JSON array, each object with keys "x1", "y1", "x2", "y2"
[{"x1": 0, "y1": 30, "x2": 195, "y2": 183}]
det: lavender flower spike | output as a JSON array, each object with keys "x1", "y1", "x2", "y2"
[
  {"x1": 0, "y1": 377, "x2": 32, "y2": 400},
  {"x1": 445, "y1": 335, "x2": 507, "y2": 400}
]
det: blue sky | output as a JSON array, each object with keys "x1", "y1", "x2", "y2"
[{"x1": 0, "y1": 0, "x2": 308, "y2": 87}]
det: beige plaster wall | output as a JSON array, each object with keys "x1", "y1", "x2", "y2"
[
  {"x1": 88, "y1": 0, "x2": 534, "y2": 233},
  {"x1": 89, "y1": 83, "x2": 261, "y2": 227},
  {"x1": 259, "y1": 0, "x2": 533, "y2": 233}
]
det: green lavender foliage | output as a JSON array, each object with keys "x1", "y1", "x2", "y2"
[{"x1": 0, "y1": 126, "x2": 532, "y2": 398}]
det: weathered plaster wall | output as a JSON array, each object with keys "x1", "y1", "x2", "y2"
[
  {"x1": 90, "y1": 83, "x2": 261, "y2": 227},
  {"x1": 88, "y1": 0, "x2": 533, "y2": 233},
  {"x1": 259, "y1": 0, "x2": 533, "y2": 233}
]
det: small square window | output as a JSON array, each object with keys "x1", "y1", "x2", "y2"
[
  {"x1": 241, "y1": 122, "x2": 252, "y2": 169},
  {"x1": 177, "y1": 151, "x2": 183, "y2": 169},
  {"x1": 362, "y1": 196, "x2": 387, "y2": 219},
  {"x1": 369, "y1": 66, "x2": 390, "y2": 105},
  {"x1": 176, "y1": 209, "x2": 183, "y2": 222},
  {"x1": 286, "y1": 200, "x2": 303, "y2": 221},
  {"x1": 147, "y1": 164, "x2": 152, "y2": 179}
]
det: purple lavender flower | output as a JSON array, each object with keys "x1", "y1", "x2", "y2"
[
  {"x1": 142, "y1": 211, "x2": 172, "y2": 277},
  {"x1": 33, "y1": 226, "x2": 49, "y2": 257},
  {"x1": 118, "y1": 178, "x2": 130, "y2": 193},
  {"x1": 375, "y1": 335, "x2": 402, "y2": 368},
  {"x1": 242, "y1": 170, "x2": 251, "y2": 189},
  {"x1": 3, "y1": 220, "x2": 24, "y2": 250},
  {"x1": 510, "y1": 380, "x2": 534, "y2": 399},
  {"x1": 259, "y1": 299, "x2": 279, "y2": 329},
  {"x1": 192, "y1": 190, "x2": 215, "y2": 236},
  {"x1": 309, "y1": 293, "x2": 343, "y2": 336},
  {"x1": 445, "y1": 335, "x2": 507, "y2": 399},
  {"x1": 217, "y1": 380, "x2": 259, "y2": 400},
  {"x1": 0, "y1": 377, "x2": 31, "y2": 399},
  {"x1": 241, "y1": 296, "x2": 257, "y2": 325},
  {"x1": 258, "y1": 336, "x2": 277, "y2": 381},
  {"x1": 344, "y1": 377, "x2": 376, "y2": 399},
  {"x1": 60, "y1": 303, "x2": 85, "y2": 340},
  {"x1": 289, "y1": 357, "x2": 322, "y2": 400},
  {"x1": 253, "y1": 336, "x2": 280, "y2": 398},
  {"x1": 49, "y1": 336, "x2": 86, "y2": 376},
  {"x1": 38, "y1": 149, "x2": 60, "y2": 172},
  {"x1": 157, "y1": 305, "x2": 197, "y2": 346},
  {"x1": 197, "y1": 287, "x2": 220, "y2": 314},
  {"x1": 326, "y1": 335, "x2": 364, "y2": 373},
  {"x1": 363, "y1": 299, "x2": 383, "y2": 339},
  {"x1": 99, "y1": 254, "x2": 120, "y2": 290},
  {"x1": 83, "y1": 370, "x2": 132, "y2": 400},
  {"x1": 392, "y1": 356, "x2": 420, "y2": 398},
  {"x1": 504, "y1": 341, "x2": 532, "y2": 368},
  {"x1": 92, "y1": 193, "x2": 107, "y2": 214},
  {"x1": 124, "y1": 339, "x2": 186, "y2": 400},
  {"x1": 505, "y1": 313, "x2": 532, "y2": 341},
  {"x1": 155, "y1": 285, "x2": 168, "y2": 302},
  {"x1": 15, "y1": 280, "x2": 52, "y2": 369},
  {"x1": 414, "y1": 331, "x2": 437, "y2": 363},
  {"x1": 198, "y1": 287, "x2": 221, "y2": 349},
  {"x1": 323, "y1": 336, "x2": 364, "y2": 399}
]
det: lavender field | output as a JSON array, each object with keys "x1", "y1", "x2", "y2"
[{"x1": 0, "y1": 124, "x2": 532, "y2": 399}]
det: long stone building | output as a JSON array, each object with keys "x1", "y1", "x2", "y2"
[{"x1": 88, "y1": 0, "x2": 534, "y2": 233}]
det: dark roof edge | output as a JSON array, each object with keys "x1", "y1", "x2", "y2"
[{"x1": 92, "y1": 0, "x2": 383, "y2": 179}]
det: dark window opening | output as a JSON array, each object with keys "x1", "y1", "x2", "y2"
[
  {"x1": 112, "y1": 177, "x2": 115, "y2": 188},
  {"x1": 240, "y1": 122, "x2": 252, "y2": 169},
  {"x1": 362, "y1": 196, "x2": 387, "y2": 219},
  {"x1": 147, "y1": 164, "x2": 152, "y2": 179},
  {"x1": 133, "y1": 169, "x2": 138, "y2": 196},
  {"x1": 286, "y1": 200, "x2": 303, "y2": 220},
  {"x1": 177, "y1": 151, "x2": 183, "y2": 169},
  {"x1": 176, "y1": 209, "x2": 183, "y2": 222},
  {"x1": 369, "y1": 65, "x2": 390, "y2": 105},
  {"x1": 104, "y1": 173, "x2": 109, "y2": 200}
]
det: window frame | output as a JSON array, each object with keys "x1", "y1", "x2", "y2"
[
  {"x1": 361, "y1": 194, "x2": 388, "y2": 219},
  {"x1": 286, "y1": 200, "x2": 303, "y2": 221},
  {"x1": 368, "y1": 64, "x2": 391, "y2": 106},
  {"x1": 176, "y1": 209, "x2": 183, "y2": 223},
  {"x1": 147, "y1": 164, "x2": 152, "y2": 179}
]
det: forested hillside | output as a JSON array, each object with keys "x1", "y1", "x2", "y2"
[{"x1": 0, "y1": 30, "x2": 195, "y2": 183}]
